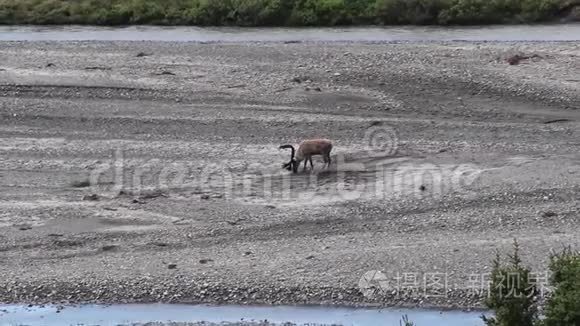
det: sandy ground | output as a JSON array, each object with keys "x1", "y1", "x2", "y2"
[{"x1": 0, "y1": 40, "x2": 579, "y2": 310}]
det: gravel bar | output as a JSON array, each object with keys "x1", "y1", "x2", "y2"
[{"x1": 0, "y1": 40, "x2": 578, "y2": 310}]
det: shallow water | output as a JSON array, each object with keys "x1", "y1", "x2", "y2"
[
  {"x1": 0, "y1": 303, "x2": 489, "y2": 326},
  {"x1": 0, "y1": 24, "x2": 579, "y2": 42}
]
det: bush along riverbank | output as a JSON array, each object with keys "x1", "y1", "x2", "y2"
[
  {"x1": 479, "y1": 240, "x2": 580, "y2": 326},
  {"x1": 0, "y1": 0, "x2": 579, "y2": 26},
  {"x1": 404, "y1": 240, "x2": 580, "y2": 326}
]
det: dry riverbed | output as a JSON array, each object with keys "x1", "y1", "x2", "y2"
[{"x1": 0, "y1": 40, "x2": 579, "y2": 310}]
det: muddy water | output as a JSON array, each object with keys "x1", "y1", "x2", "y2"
[
  {"x1": 229, "y1": 153, "x2": 484, "y2": 207},
  {"x1": 0, "y1": 24, "x2": 579, "y2": 42},
  {"x1": 83, "y1": 148, "x2": 484, "y2": 209},
  {"x1": 0, "y1": 303, "x2": 488, "y2": 326}
]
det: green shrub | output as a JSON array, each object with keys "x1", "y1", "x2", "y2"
[
  {"x1": 190, "y1": 0, "x2": 235, "y2": 25},
  {"x1": 400, "y1": 314, "x2": 416, "y2": 326},
  {"x1": 542, "y1": 247, "x2": 580, "y2": 326},
  {"x1": 344, "y1": 0, "x2": 375, "y2": 23},
  {"x1": 375, "y1": 0, "x2": 450, "y2": 25},
  {"x1": 34, "y1": 0, "x2": 71, "y2": 24},
  {"x1": 438, "y1": 0, "x2": 563, "y2": 24},
  {"x1": 0, "y1": 0, "x2": 573, "y2": 25},
  {"x1": 232, "y1": 0, "x2": 294, "y2": 26},
  {"x1": 519, "y1": 0, "x2": 561, "y2": 22},
  {"x1": 288, "y1": 0, "x2": 351, "y2": 26},
  {"x1": 440, "y1": 0, "x2": 505, "y2": 24},
  {"x1": 122, "y1": 0, "x2": 166, "y2": 24},
  {"x1": 481, "y1": 239, "x2": 539, "y2": 326}
]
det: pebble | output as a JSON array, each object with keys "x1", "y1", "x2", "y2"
[{"x1": 0, "y1": 40, "x2": 576, "y2": 313}]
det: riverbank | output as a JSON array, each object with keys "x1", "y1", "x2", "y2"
[
  {"x1": 0, "y1": 38, "x2": 579, "y2": 310},
  {"x1": 0, "y1": 0, "x2": 579, "y2": 26}
]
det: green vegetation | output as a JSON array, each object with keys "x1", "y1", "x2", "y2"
[
  {"x1": 481, "y1": 239, "x2": 539, "y2": 326},
  {"x1": 542, "y1": 247, "x2": 580, "y2": 326},
  {"x1": 481, "y1": 240, "x2": 580, "y2": 326},
  {"x1": 400, "y1": 314, "x2": 415, "y2": 326},
  {"x1": 0, "y1": 0, "x2": 575, "y2": 26}
]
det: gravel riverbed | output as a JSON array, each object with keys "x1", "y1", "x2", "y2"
[{"x1": 0, "y1": 40, "x2": 578, "y2": 311}]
